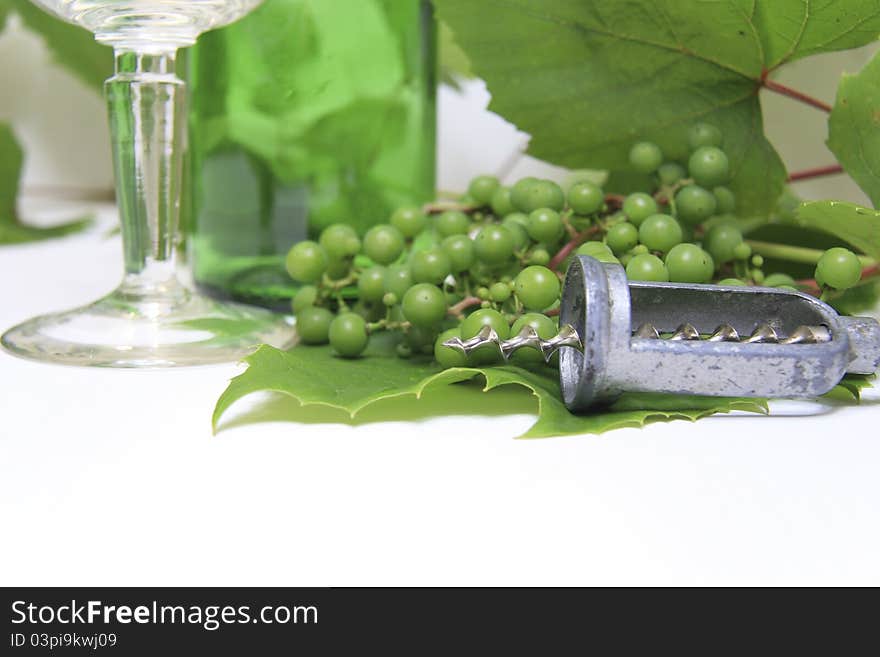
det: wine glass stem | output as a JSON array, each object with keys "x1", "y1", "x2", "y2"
[{"x1": 106, "y1": 49, "x2": 185, "y2": 301}]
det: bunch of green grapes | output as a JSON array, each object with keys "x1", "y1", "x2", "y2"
[{"x1": 285, "y1": 122, "x2": 864, "y2": 363}]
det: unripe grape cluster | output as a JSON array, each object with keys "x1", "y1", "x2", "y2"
[{"x1": 284, "y1": 123, "x2": 864, "y2": 364}]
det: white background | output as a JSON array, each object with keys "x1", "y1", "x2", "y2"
[{"x1": 1, "y1": 14, "x2": 880, "y2": 586}]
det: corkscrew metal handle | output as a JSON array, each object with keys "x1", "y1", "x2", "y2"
[{"x1": 446, "y1": 256, "x2": 880, "y2": 413}]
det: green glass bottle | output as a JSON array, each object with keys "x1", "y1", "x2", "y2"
[{"x1": 186, "y1": 0, "x2": 436, "y2": 308}]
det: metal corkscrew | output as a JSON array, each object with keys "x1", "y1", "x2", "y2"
[{"x1": 444, "y1": 255, "x2": 880, "y2": 412}]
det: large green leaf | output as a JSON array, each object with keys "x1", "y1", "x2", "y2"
[
  {"x1": 795, "y1": 200, "x2": 880, "y2": 260},
  {"x1": 433, "y1": 0, "x2": 880, "y2": 216},
  {"x1": 828, "y1": 50, "x2": 880, "y2": 208},
  {"x1": 752, "y1": 0, "x2": 880, "y2": 68},
  {"x1": 213, "y1": 339, "x2": 767, "y2": 439},
  {"x1": 0, "y1": 123, "x2": 90, "y2": 244},
  {"x1": 9, "y1": 0, "x2": 112, "y2": 90}
]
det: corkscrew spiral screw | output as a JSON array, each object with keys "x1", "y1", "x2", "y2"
[{"x1": 444, "y1": 256, "x2": 880, "y2": 412}]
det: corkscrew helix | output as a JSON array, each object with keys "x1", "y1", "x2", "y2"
[{"x1": 444, "y1": 255, "x2": 880, "y2": 412}]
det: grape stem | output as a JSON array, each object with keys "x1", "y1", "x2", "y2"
[
  {"x1": 761, "y1": 75, "x2": 832, "y2": 113},
  {"x1": 548, "y1": 225, "x2": 602, "y2": 271},
  {"x1": 787, "y1": 164, "x2": 845, "y2": 182},
  {"x1": 447, "y1": 295, "x2": 482, "y2": 319},
  {"x1": 423, "y1": 201, "x2": 479, "y2": 215},
  {"x1": 746, "y1": 240, "x2": 876, "y2": 267}
]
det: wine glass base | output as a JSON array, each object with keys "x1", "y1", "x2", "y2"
[{"x1": 1, "y1": 286, "x2": 295, "y2": 368}]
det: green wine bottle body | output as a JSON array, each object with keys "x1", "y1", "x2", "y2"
[{"x1": 186, "y1": 0, "x2": 436, "y2": 307}]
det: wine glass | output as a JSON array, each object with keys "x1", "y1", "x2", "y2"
[{"x1": 1, "y1": 0, "x2": 295, "y2": 367}]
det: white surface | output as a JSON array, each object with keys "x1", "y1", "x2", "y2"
[{"x1": 1, "y1": 202, "x2": 880, "y2": 586}]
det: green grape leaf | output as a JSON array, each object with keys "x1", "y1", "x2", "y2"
[
  {"x1": 752, "y1": 0, "x2": 880, "y2": 68},
  {"x1": 0, "y1": 123, "x2": 90, "y2": 244},
  {"x1": 438, "y1": 20, "x2": 473, "y2": 88},
  {"x1": 828, "y1": 50, "x2": 880, "y2": 209},
  {"x1": 10, "y1": 0, "x2": 112, "y2": 90},
  {"x1": 213, "y1": 339, "x2": 768, "y2": 439},
  {"x1": 433, "y1": 0, "x2": 880, "y2": 217},
  {"x1": 824, "y1": 374, "x2": 875, "y2": 402},
  {"x1": 794, "y1": 200, "x2": 880, "y2": 260}
]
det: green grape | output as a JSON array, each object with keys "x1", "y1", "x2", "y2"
[
  {"x1": 285, "y1": 240, "x2": 328, "y2": 283},
  {"x1": 592, "y1": 251, "x2": 621, "y2": 264},
  {"x1": 296, "y1": 306, "x2": 334, "y2": 344},
  {"x1": 434, "y1": 328, "x2": 469, "y2": 368},
  {"x1": 675, "y1": 185, "x2": 717, "y2": 226},
  {"x1": 468, "y1": 175, "x2": 501, "y2": 205},
  {"x1": 638, "y1": 214, "x2": 683, "y2": 253},
  {"x1": 291, "y1": 285, "x2": 318, "y2": 313},
  {"x1": 657, "y1": 162, "x2": 686, "y2": 186},
  {"x1": 325, "y1": 257, "x2": 352, "y2": 281},
  {"x1": 502, "y1": 211, "x2": 529, "y2": 228},
  {"x1": 410, "y1": 248, "x2": 452, "y2": 285},
  {"x1": 751, "y1": 254, "x2": 764, "y2": 268},
  {"x1": 665, "y1": 243, "x2": 714, "y2": 283},
  {"x1": 705, "y1": 223, "x2": 743, "y2": 263},
  {"x1": 328, "y1": 313, "x2": 369, "y2": 358},
  {"x1": 460, "y1": 308, "x2": 509, "y2": 363},
  {"x1": 476, "y1": 286, "x2": 490, "y2": 300},
  {"x1": 568, "y1": 181, "x2": 604, "y2": 215},
  {"x1": 713, "y1": 186, "x2": 736, "y2": 214},
  {"x1": 529, "y1": 248, "x2": 551, "y2": 266},
  {"x1": 514, "y1": 265, "x2": 561, "y2": 311},
  {"x1": 474, "y1": 224, "x2": 515, "y2": 265},
  {"x1": 626, "y1": 253, "x2": 669, "y2": 281},
  {"x1": 632, "y1": 244, "x2": 649, "y2": 256},
  {"x1": 526, "y1": 208, "x2": 564, "y2": 244},
  {"x1": 688, "y1": 146, "x2": 729, "y2": 187},
  {"x1": 490, "y1": 186, "x2": 515, "y2": 217},
  {"x1": 383, "y1": 264, "x2": 413, "y2": 300},
  {"x1": 363, "y1": 224, "x2": 405, "y2": 265},
  {"x1": 732, "y1": 242, "x2": 752, "y2": 260},
  {"x1": 763, "y1": 273, "x2": 796, "y2": 288},
  {"x1": 390, "y1": 206, "x2": 427, "y2": 238},
  {"x1": 441, "y1": 234, "x2": 476, "y2": 272},
  {"x1": 503, "y1": 220, "x2": 530, "y2": 250},
  {"x1": 751, "y1": 269, "x2": 765, "y2": 285},
  {"x1": 489, "y1": 282, "x2": 511, "y2": 303},
  {"x1": 606, "y1": 222, "x2": 639, "y2": 255},
  {"x1": 622, "y1": 192, "x2": 658, "y2": 226},
  {"x1": 357, "y1": 265, "x2": 386, "y2": 303},
  {"x1": 688, "y1": 123, "x2": 723, "y2": 150},
  {"x1": 717, "y1": 278, "x2": 747, "y2": 286},
  {"x1": 436, "y1": 210, "x2": 471, "y2": 237},
  {"x1": 629, "y1": 142, "x2": 663, "y2": 173},
  {"x1": 401, "y1": 283, "x2": 447, "y2": 327},
  {"x1": 510, "y1": 177, "x2": 566, "y2": 213},
  {"x1": 318, "y1": 224, "x2": 361, "y2": 261},
  {"x1": 382, "y1": 292, "x2": 398, "y2": 307},
  {"x1": 396, "y1": 341, "x2": 413, "y2": 359},
  {"x1": 509, "y1": 313, "x2": 557, "y2": 364},
  {"x1": 815, "y1": 247, "x2": 862, "y2": 290},
  {"x1": 576, "y1": 241, "x2": 613, "y2": 257}
]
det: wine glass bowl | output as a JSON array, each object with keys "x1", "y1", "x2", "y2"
[
  {"x1": 2, "y1": 0, "x2": 295, "y2": 367},
  {"x1": 30, "y1": 1, "x2": 262, "y2": 47}
]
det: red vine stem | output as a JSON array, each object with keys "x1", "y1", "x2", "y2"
[
  {"x1": 787, "y1": 164, "x2": 845, "y2": 182},
  {"x1": 761, "y1": 77, "x2": 832, "y2": 113},
  {"x1": 548, "y1": 225, "x2": 601, "y2": 271}
]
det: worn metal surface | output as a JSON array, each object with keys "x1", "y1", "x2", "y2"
[{"x1": 444, "y1": 255, "x2": 880, "y2": 413}]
